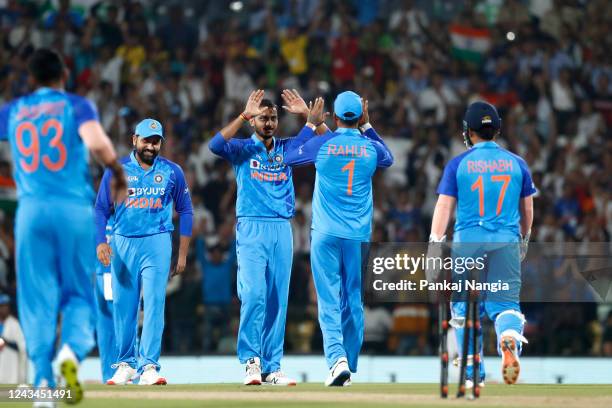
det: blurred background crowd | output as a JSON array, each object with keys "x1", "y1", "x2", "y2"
[{"x1": 0, "y1": 0, "x2": 611, "y2": 362}]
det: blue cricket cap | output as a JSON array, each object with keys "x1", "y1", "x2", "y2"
[
  {"x1": 334, "y1": 91, "x2": 363, "y2": 121},
  {"x1": 135, "y1": 118, "x2": 164, "y2": 139},
  {"x1": 464, "y1": 101, "x2": 501, "y2": 131}
]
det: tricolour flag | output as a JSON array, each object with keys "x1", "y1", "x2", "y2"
[{"x1": 450, "y1": 24, "x2": 492, "y2": 64}]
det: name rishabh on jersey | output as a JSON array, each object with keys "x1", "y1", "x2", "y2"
[
  {"x1": 0, "y1": 87, "x2": 99, "y2": 203},
  {"x1": 437, "y1": 141, "x2": 537, "y2": 235},
  {"x1": 285, "y1": 126, "x2": 393, "y2": 241}
]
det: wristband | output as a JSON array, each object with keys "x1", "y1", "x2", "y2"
[
  {"x1": 240, "y1": 112, "x2": 251, "y2": 122},
  {"x1": 359, "y1": 123, "x2": 373, "y2": 132},
  {"x1": 305, "y1": 123, "x2": 316, "y2": 131}
]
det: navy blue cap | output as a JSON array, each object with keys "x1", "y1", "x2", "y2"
[
  {"x1": 135, "y1": 118, "x2": 164, "y2": 139},
  {"x1": 334, "y1": 91, "x2": 363, "y2": 121},
  {"x1": 464, "y1": 101, "x2": 501, "y2": 131}
]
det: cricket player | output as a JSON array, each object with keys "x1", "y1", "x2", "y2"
[
  {"x1": 429, "y1": 101, "x2": 535, "y2": 386},
  {"x1": 0, "y1": 48, "x2": 126, "y2": 404},
  {"x1": 95, "y1": 118, "x2": 193, "y2": 385},
  {"x1": 94, "y1": 219, "x2": 117, "y2": 383},
  {"x1": 208, "y1": 89, "x2": 323, "y2": 386},
  {"x1": 285, "y1": 92, "x2": 394, "y2": 386}
]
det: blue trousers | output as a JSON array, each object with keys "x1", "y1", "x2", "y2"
[
  {"x1": 451, "y1": 227, "x2": 526, "y2": 381},
  {"x1": 94, "y1": 271, "x2": 117, "y2": 382},
  {"x1": 310, "y1": 230, "x2": 364, "y2": 372},
  {"x1": 236, "y1": 218, "x2": 292, "y2": 374},
  {"x1": 111, "y1": 233, "x2": 171, "y2": 372},
  {"x1": 15, "y1": 200, "x2": 96, "y2": 387}
]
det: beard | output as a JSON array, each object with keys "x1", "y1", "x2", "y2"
[{"x1": 136, "y1": 147, "x2": 158, "y2": 165}]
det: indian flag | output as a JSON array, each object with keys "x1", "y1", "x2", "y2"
[{"x1": 450, "y1": 24, "x2": 492, "y2": 63}]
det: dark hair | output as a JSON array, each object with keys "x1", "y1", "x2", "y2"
[
  {"x1": 259, "y1": 99, "x2": 277, "y2": 110},
  {"x1": 28, "y1": 48, "x2": 66, "y2": 85},
  {"x1": 338, "y1": 116, "x2": 360, "y2": 126},
  {"x1": 474, "y1": 125, "x2": 497, "y2": 140}
]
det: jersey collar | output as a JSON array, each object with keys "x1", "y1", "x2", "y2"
[
  {"x1": 251, "y1": 134, "x2": 276, "y2": 151},
  {"x1": 472, "y1": 141, "x2": 499, "y2": 149},
  {"x1": 334, "y1": 127, "x2": 361, "y2": 135}
]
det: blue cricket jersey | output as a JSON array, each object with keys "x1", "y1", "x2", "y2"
[
  {"x1": 208, "y1": 127, "x2": 315, "y2": 219},
  {"x1": 94, "y1": 152, "x2": 193, "y2": 244},
  {"x1": 437, "y1": 141, "x2": 536, "y2": 235},
  {"x1": 285, "y1": 126, "x2": 393, "y2": 241},
  {"x1": 0, "y1": 87, "x2": 99, "y2": 203}
]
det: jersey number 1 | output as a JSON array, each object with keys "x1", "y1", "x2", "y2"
[
  {"x1": 341, "y1": 159, "x2": 355, "y2": 196},
  {"x1": 471, "y1": 175, "x2": 511, "y2": 217},
  {"x1": 16, "y1": 119, "x2": 67, "y2": 173}
]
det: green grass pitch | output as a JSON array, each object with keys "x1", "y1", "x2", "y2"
[{"x1": 47, "y1": 383, "x2": 612, "y2": 408}]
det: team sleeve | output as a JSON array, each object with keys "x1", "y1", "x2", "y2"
[
  {"x1": 171, "y1": 164, "x2": 194, "y2": 237},
  {"x1": 94, "y1": 169, "x2": 114, "y2": 245},
  {"x1": 436, "y1": 157, "x2": 460, "y2": 197},
  {"x1": 71, "y1": 96, "x2": 100, "y2": 127},
  {"x1": 518, "y1": 158, "x2": 537, "y2": 197},
  {"x1": 0, "y1": 103, "x2": 11, "y2": 141},
  {"x1": 208, "y1": 132, "x2": 245, "y2": 163},
  {"x1": 284, "y1": 126, "x2": 316, "y2": 152},
  {"x1": 284, "y1": 128, "x2": 333, "y2": 166},
  {"x1": 371, "y1": 140, "x2": 394, "y2": 168}
]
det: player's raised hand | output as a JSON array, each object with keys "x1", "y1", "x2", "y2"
[
  {"x1": 97, "y1": 243, "x2": 112, "y2": 266},
  {"x1": 243, "y1": 89, "x2": 266, "y2": 119},
  {"x1": 359, "y1": 99, "x2": 370, "y2": 126},
  {"x1": 307, "y1": 97, "x2": 326, "y2": 126},
  {"x1": 281, "y1": 89, "x2": 309, "y2": 118}
]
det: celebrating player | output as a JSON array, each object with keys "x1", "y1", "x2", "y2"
[
  {"x1": 0, "y1": 48, "x2": 126, "y2": 403},
  {"x1": 95, "y1": 118, "x2": 193, "y2": 386},
  {"x1": 208, "y1": 89, "x2": 323, "y2": 386},
  {"x1": 429, "y1": 101, "x2": 536, "y2": 387},
  {"x1": 285, "y1": 92, "x2": 394, "y2": 386}
]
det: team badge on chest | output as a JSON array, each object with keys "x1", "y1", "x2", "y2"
[{"x1": 154, "y1": 174, "x2": 164, "y2": 184}]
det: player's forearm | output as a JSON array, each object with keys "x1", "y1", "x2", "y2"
[
  {"x1": 79, "y1": 121, "x2": 118, "y2": 167},
  {"x1": 430, "y1": 195, "x2": 456, "y2": 239},
  {"x1": 219, "y1": 114, "x2": 248, "y2": 140},
  {"x1": 520, "y1": 196, "x2": 534, "y2": 236},
  {"x1": 178, "y1": 235, "x2": 191, "y2": 260}
]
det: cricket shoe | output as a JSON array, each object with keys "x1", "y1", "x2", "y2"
[
  {"x1": 465, "y1": 379, "x2": 485, "y2": 389},
  {"x1": 500, "y1": 336, "x2": 520, "y2": 384},
  {"x1": 107, "y1": 362, "x2": 137, "y2": 385},
  {"x1": 325, "y1": 357, "x2": 351, "y2": 387},
  {"x1": 139, "y1": 364, "x2": 167, "y2": 385},
  {"x1": 262, "y1": 371, "x2": 297, "y2": 386},
  {"x1": 57, "y1": 345, "x2": 83, "y2": 404},
  {"x1": 244, "y1": 357, "x2": 262, "y2": 385}
]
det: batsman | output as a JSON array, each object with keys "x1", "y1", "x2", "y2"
[{"x1": 429, "y1": 101, "x2": 536, "y2": 387}]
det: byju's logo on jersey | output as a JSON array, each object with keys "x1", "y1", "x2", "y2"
[
  {"x1": 250, "y1": 159, "x2": 260, "y2": 169},
  {"x1": 154, "y1": 174, "x2": 164, "y2": 183},
  {"x1": 128, "y1": 188, "x2": 136, "y2": 197}
]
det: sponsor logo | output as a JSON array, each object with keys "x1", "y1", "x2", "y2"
[
  {"x1": 126, "y1": 187, "x2": 165, "y2": 196},
  {"x1": 154, "y1": 174, "x2": 164, "y2": 183},
  {"x1": 250, "y1": 159, "x2": 260, "y2": 169},
  {"x1": 481, "y1": 115, "x2": 492, "y2": 124},
  {"x1": 127, "y1": 176, "x2": 139, "y2": 182}
]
